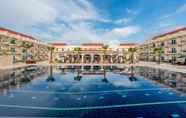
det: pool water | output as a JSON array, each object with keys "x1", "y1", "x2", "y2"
[{"x1": 0, "y1": 66, "x2": 186, "y2": 118}]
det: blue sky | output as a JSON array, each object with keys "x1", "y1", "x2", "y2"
[{"x1": 0, "y1": 0, "x2": 186, "y2": 45}]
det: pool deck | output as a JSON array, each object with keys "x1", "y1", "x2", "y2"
[
  {"x1": 0, "y1": 61, "x2": 186, "y2": 73},
  {"x1": 136, "y1": 61, "x2": 186, "y2": 73}
]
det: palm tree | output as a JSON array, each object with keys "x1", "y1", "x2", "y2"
[
  {"x1": 127, "y1": 48, "x2": 137, "y2": 64},
  {"x1": 74, "y1": 47, "x2": 82, "y2": 63},
  {"x1": 127, "y1": 48, "x2": 138, "y2": 80},
  {"x1": 48, "y1": 46, "x2": 55, "y2": 63},
  {"x1": 153, "y1": 47, "x2": 164, "y2": 64},
  {"x1": 122, "y1": 49, "x2": 127, "y2": 63},
  {"x1": 22, "y1": 41, "x2": 33, "y2": 61},
  {"x1": 102, "y1": 45, "x2": 109, "y2": 63},
  {"x1": 10, "y1": 38, "x2": 17, "y2": 64}
]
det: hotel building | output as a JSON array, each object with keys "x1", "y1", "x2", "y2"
[
  {"x1": 139, "y1": 27, "x2": 186, "y2": 63},
  {"x1": 0, "y1": 27, "x2": 49, "y2": 65},
  {"x1": 52, "y1": 43, "x2": 138, "y2": 64},
  {"x1": 0, "y1": 27, "x2": 138, "y2": 65}
]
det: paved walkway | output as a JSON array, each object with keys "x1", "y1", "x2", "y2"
[
  {"x1": 0, "y1": 61, "x2": 48, "y2": 70},
  {"x1": 1, "y1": 61, "x2": 186, "y2": 73},
  {"x1": 136, "y1": 61, "x2": 186, "y2": 73}
]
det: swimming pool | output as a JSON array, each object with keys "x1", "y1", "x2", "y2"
[{"x1": 0, "y1": 66, "x2": 186, "y2": 118}]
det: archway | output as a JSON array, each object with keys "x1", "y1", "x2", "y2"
[
  {"x1": 84, "y1": 54, "x2": 91, "y2": 63},
  {"x1": 103, "y1": 55, "x2": 111, "y2": 63},
  {"x1": 118, "y1": 56, "x2": 124, "y2": 63},
  {"x1": 93, "y1": 54, "x2": 101, "y2": 63}
]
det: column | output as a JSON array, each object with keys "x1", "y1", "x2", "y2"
[
  {"x1": 110, "y1": 54, "x2": 113, "y2": 64},
  {"x1": 81, "y1": 66, "x2": 84, "y2": 71},
  {"x1": 81, "y1": 54, "x2": 84, "y2": 63},
  {"x1": 119, "y1": 56, "x2": 122, "y2": 63},
  {"x1": 91, "y1": 54, "x2": 94, "y2": 64},
  {"x1": 101, "y1": 66, "x2": 104, "y2": 70},
  {"x1": 101, "y1": 54, "x2": 103, "y2": 63}
]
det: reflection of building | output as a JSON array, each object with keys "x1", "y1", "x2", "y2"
[
  {"x1": 0, "y1": 27, "x2": 49, "y2": 65},
  {"x1": 52, "y1": 43, "x2": 138, "y2": 64},
  {"x1": 139, "y1": 27, "x2": 186, "y2": 62},
  {"x1": 136, "y1": 67, "x2": 186, "y2": 94}
]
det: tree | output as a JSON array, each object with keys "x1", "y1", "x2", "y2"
[
  {"x1": 153, "y1": 47, "x2": 164, "y2": 64},
  {"x1": 10, "y1": 38, "x2": 17, "y2": 64},
  {"x1": 74, "y1": 47, "x2": 82, "y2": 63},
  {"x1": 128, "y1": 48, "x2": 137, "y2": 64},
  {"x1": 48, "y1": 46, "x2": 55, "y2": 63},
  {"x1": 102, "y1": 45, "x2": 109, "y2": 63},
  {"x1": 21, "y1": 41, "x2": 33, "y2": 61},
  {"x1": 127, "y1": 48, "x2": 138, "y2": 80}
]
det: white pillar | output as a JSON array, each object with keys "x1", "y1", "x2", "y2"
[
  {"x1": 119, "y1": 55, "x2": 122, "y2": 63},
  {"x1": 101, "y1": 66, "x2": 104, "y2": 70},
  {"x1": 101, "y1": 54, "x2": 103, "y2": 63},
  {"x1": 91, "y1": 54, "x2": 94, "y2": 63},
  {"x1": 110, "y1": 55, "x2": 113, "y2": 63},
  {"x1": 81, "y1": 66, "x2": 84, "y2": 71},
  {"x1": 81, "y1": 54, "x2": 84, "y2": 63}
]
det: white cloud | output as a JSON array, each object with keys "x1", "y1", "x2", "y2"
[
  {"x1": 55, "y1": 0, "x2": 100, "y2": 22},
  {"x1": 114, "y1": 18, "x2": 130, "y2": 24},
  {"x1": 161, "y1": 3, "x2": 186, "y2": 20},
  {"x1": 0, "y1": 0, "x2": 58, "y2": 26},
  {"x1": 111, "y1": 26, "x2": 141, "y2": 36},
  {"x1": 56, "y1": 25, "x2": 141, "y2": 45},
  {"x1": 126, "y1": 8, "x2": 139, "y2": 16},
  {"x1": 0, "y1": 0, "x2": 141, "y2": 44},
  {"x1": 176, "y1": 3, "x2": 186, "y2": 13}
]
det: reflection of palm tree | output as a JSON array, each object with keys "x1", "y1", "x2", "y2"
[
  {"x1": 10, "y1": 71, "x2": 17, "y2": 85},
  {"x1": 48, "y1": 46, "x2": 55, "y2": 63},
  {"x1": 74, "y1": 69, "x2": 82, "y2": 81},
  {"x1": 129, "y1": 66, "x2": 137, "y2": 81},
  {"x1": 127, "y1": 48, "x2": 138, "y2": 81},
  {"x1": 102, "y1": 68, "x2": 109, "y2": 83},
  {"x1": 21, "y1": 69, "x2": 32, "y2": 82},
  {"x1": 74, "y1": 47, "x2": 82, "y2": 63},
  {"x1": 102, "y1": 45, "x2": 108, "y2": 63},
  {"x1": 47, "y1": 66, "x2": 55, "y2": 82},
  {"x1": 153, "y1": 47, "x2": 164, "y2": 64}
]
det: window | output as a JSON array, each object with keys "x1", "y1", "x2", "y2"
[
  {"x1": 171, "y1": 39, "x2": 176, "y2": 45},
  {"x1": 161, "y1": 42, "x2": 164, "y2": 46},
  {"x1": 171, "y1": 48, "x2": 176, "y2": 53}
]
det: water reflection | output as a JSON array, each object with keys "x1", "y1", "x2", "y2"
[
  {"x1": 46, "y1": 66, "x2": 55, "y2": 82},
  {"x1": 0, "y1": 65, "x2": 186, "y2": 95},
  {"x1": 74, "y1": 69, "x2": 82, "y2": 81},
  {"x1": 135, "y1": 67, "x2": 186, "y2": 94},
  {"x1": 0, "y1": 66, "x2": 47, "y2": 94},
  {"x1": 102, "y1": 68, "x2": 109, "y2": 83},
  {"x1": 129, "y1": 66, "x2": 138, "y2": 82}
]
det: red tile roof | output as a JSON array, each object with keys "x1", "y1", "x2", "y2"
[
  {"x1": 152, "y1": 27, "x2": 186, "y2": 40},
  {"x1": 0, "y1": 27, "x2": 37, "y2": 41},
  {"x1": 82, "y1": 43, "x2": 104, "y2": 46},
  {"x1": 119, "y1": 43, "x2": 137, "y2": 46},
  {"x1": 51, "y1": 43, "x2": 67, "y2": 46}
]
